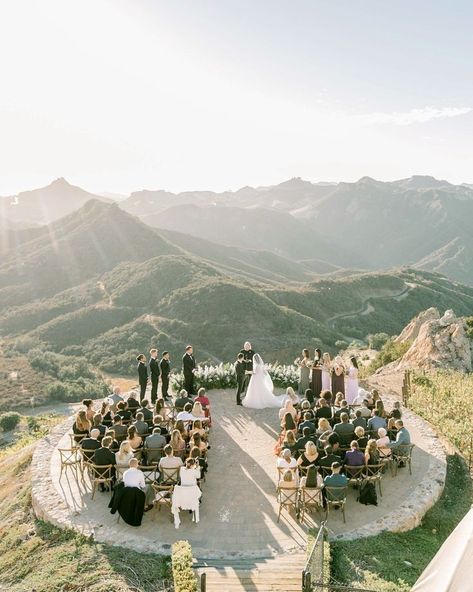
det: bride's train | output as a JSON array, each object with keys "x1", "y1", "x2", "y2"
[{"x1": 243, "y1": 354, "x2": 287, "y2": 409}]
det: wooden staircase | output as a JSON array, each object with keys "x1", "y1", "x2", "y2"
[{"x1": 195, "y1": 553, "x2": 306, "y2": 592}]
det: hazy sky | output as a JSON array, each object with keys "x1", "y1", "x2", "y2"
[{"x1": 1, "y1": 0, "x2": 472, "y2": 195}]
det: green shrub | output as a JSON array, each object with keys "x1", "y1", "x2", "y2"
[
  {"x1": 0, "y1": 412, "x2": 22, "y2": 432},
  {"x1": 172, "y1": 540, "x2": 197, "y2": 592},
  {"x1": 363, "y1": 338, "x2": 411, "y2": 375},
  {"x1": 366, "y1": 332, "x2": 390, "y2": 349}
]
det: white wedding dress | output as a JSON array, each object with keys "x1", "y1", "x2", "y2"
[{"x1": 243, "y1": 354, "x2": 286, "y2": 409}]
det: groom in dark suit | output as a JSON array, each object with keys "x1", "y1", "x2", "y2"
[
  {"x1": 149, "y1": 348, "x2": 160, "y2": 404},
  {"x1": 235, "y1": 353, "x2": 246, "y2": 406},
  {"x1": 239, "y1": 341, "x2": 255, "y2": 394},
  {"x1": 160, "y1": 351, "x2": 171, "y2": 400},
  {"x1": 182, "y1": 345, "x2": 196, "y2": 396}
]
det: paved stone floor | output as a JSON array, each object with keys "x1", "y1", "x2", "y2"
[{"x1": 38, "y1": 388, "x2": 445, "y2": 559}]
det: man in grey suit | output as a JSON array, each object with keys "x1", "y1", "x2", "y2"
[
  {"x1": 144, "y1": 428, "x2": 167, "y2": 463},
  {"x1": 333, "y1": 412, "x2": 355, "y2": 445},
  {"x1": 133, "y1": 412, "x2": 149, "y2": 436}
]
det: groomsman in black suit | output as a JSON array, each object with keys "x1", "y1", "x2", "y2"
[
  {"x1": 160, "y1": 351, "x2": 171, "y2": 400},
  {"x1": 239, "y1": 341, "x2": 255, "y2": 394},
  {"x1": 136, "y1": 354, "x2": 148, "y2": 402},
  {"x1": 182, "y1": 345, "x2": 196, "y2": 396},
  {"x1": 149, "y1": 348, "x2": 160, "y2": 404},
  {"x1": 235, "y1": 353, "x2": 246, "y2": 406}
]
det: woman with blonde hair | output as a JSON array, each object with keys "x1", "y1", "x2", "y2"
[
  {"x1": 364, "y1": 439, "x2": 380, "y2": 465},
  {"x1": 354, "y1": 425, "x2": 368, "y2": 448},
  {"x1": 73, "y1": 410, "x2": 90, "y2": 442},
  {"x1": 297, "y1": 441, "x2": 319, "y2": 468},
  {"x1": 115, "y1": 441, "x2": 134, "y2": 479},
  {"x1": 285, "y1": 386, "x2": 300, "y2": 406},
  {"x1": 171, "y1": 429, "x2": 186, "y2": 453},
  {"x1": 279, "y1": 399, "x2": 298, "y2": 425},
  {"x1": 190, "y1": 419, "x2": 206, "y2": 440},
  {"x1": 191, "y1": 401, "x2": 205, "y2": 419},
  {"x1": 294, "y1": 348, "x2": 311, "y2": 395},
  {"x1": 316, "y1": 417, "x2": 332, "y2": 437}
]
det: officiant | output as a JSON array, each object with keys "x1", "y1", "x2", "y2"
[{"x1": 239, "y1": 341, "x2": 255, "y2": 393}]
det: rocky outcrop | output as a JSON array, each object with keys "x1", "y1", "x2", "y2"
[{"x1": 395, "y1": 309, "x2": 472, "y2": 373}]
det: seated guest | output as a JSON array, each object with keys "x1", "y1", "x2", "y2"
[
  {"x1": 176, "y1": 403, "x2": 195, "y2": 422},
  {"x1": 297, "y1": 441, "x2": 319, "y2": 468},
  {"x1": 112, "y1": 415, "x2": 128, "y2": 441},
  {"x1": 281, "y1": 412, "x2": 297, "y2": 432},
  {"x1": 123, "y1": 457, "x2": 154, "y2": 511},
  {"x1": 387, "y1": 417, "x2": 398, "y2": 440},
  {"x1": 375, "y1": 399, "x2": 387, "y2": 419},
  {"x1": 321, "y1": 390, "x2": 333, "y2": 405},
  {"x1": 115, "y1": 401, "x2": 132, "y2": 422},
  {"x1": 190, "y1": 432, "x2": 208, "y2": 454},
  {"x1": 315, "y1": 399, "x2": 332, "y2": 420},
  {"x1": 295, "y1": 427, "x2": 314, "y2": 454},
  {"x1": 194, "y1": 388, "x2": 211, "y2": 419},
  {"x1": 172, "y1": 459, "x2": 202, "y2": 528},
  {"x1": 191, "y1": 401, "x2": 206, "y2": 420},
  {"x1": 175, "y1": 389, "x2": 193, "y2": 412},
  {"x1": 155, "y1": 398, "x2": 173, "y2": 420},
  {"x1": 354, "y1": 426, "x2": 369, "y2": 449},
  {"x1": 318, "y1": 446, "x2": 342, "y2": 473},
  {"x1": 180, "y1": 457, "x2": 201, "y2": 484},
  {"x1": 159, "y1": 444, "x2": 184, "y2": 476},
  {"x1": 278, "y1": 469, "x2": 298, "y2": 490},
  {"x1": 389, "y1": 401, "x2": 402, "y2": 420},
  {"x1": 333, "y1": 392, "x2": 344, "y2": 408},
  {"x1": 316, "y1": 418, "x2": 332, "y2": 438},
  {"x1": 300, "y1": 464, "x2": 323, "y2": 492},
  {"x1": 126, "y1": 425, "x2": 143, "y2": 450},
  {"x1": 359, "y1": 399, "x2": 372, "y2": 418},
  {"x1": 333, "y1": 400, "x2": 350, "y2": 422},
  {"x1": 276, "y1": 448, "x2": 298, "y2": 471},
  {"x1": 174, "y1": 420, "x2": 188, "y2": 441},
  {"x1": 376, "y1": 427, "x2": 391, "y2": 458},
  {"x1": 105, "y1": 429, "x2": 119, "y2": 452},
  {"x1": 170, "y1": 429, "x2": 186, "y2": 454},
  {"x1": 92, "y1": 413, "x2": 107, "y2": 436},
  {"x1": 73, "y1": 410, "x2": 90, "y2": 442},
  {"x1": 133, "y1": 412, "x2": 149, "y2": 436},
  {"x1": 82, "y1": 399, "x2": 95, "y2": 422},
  {"x1": 344, "y1": 441, "x2": 365, "y2": 475},
  {"x1": 351, "y1": 409, "x2": 367, "y2": 430},
  {"x1": 189, "y1": 419, "x2": 206, "y2": 440},
  {"x1": 126, "y1": 391, "x2": 140, "y2": 416},
  {"x1": 92, "y1": 435, "x2": 116, "y2": 490},
  {"x1": 282, "y1": 430, "x2": 297, "y2": 454},
  {"x1": 333, "y1": 412, "x2": 355, "y2": 444},
  {"x1": 101, "y1": 400, "x2": 113, "y2": 426},
  {"x1": 138, "y1": 399, "x2": 153, "y2": 424},
  {"x1": 364, "y1": 439, "x2": 380, "y2": 465},
  {"x1": 144, "y1": 427, "x2": 167, "y2": 463},
  {"x1": 81, "y1": 428, "x2": 101, "y2": 462},
  {"x1": 298, "y1": 412, "x2": 316, "y2": 435},
  {"x1": 387, "y1": 420, "x2": 411, "y2": 453},
  {"x1": 279, "y1": 400, "x2": 299, "y2": 426},
  {"x1": 370, "y1": 389, "x2": 381, "y2": 408},
  {"x1": 367, "y1": 409, "x2": 387, "y2": 433},
  {"x1": 189, "y1": 445, "x2": 208, "y2": 476},
  {"x1": 153, "y1": 415, "x2": 170, "y2": 439},
  {"x1": 304, "y1": 388, "x2": 315, "y2": 406},
  {"x1": 107, "y1": 386, "x2": 124, "y2": 413},
  {"x1": 115, "y1": 441, "x2": 134, "y2": 479},
  {"x1": 284, "y1": 386, "x2": 300, "y2": 406},
  {"x1": 323, "y1": 462, "x2": 348, "y2": 501}
]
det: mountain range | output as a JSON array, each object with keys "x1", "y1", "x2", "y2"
[{"x1": 1, "y1": 191, "x2": 473, "y2": 378}]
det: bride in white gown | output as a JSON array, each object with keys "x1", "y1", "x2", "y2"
[{"x1": 243, "y1": 354, "x2": 287, "y2": 409}]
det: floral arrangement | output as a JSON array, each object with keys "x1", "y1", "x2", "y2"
[{"x1": 170, "y1": 362, "x2": 299, "y2": 391}]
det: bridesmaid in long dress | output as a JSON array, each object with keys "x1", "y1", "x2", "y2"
[
  {"x1": 345, "y1": 356, "x2": 359, "y2": 405},
  {"x1": 311, "y1": 348, "x2": 323, "y2": 399},
  {"x1": 321, "y1": 353, "x2": 332, "y2": 392},
  {"x1": 295, "y1": 349, "x2": 311, "y2": 395},
  {"x1": 331, "y1": 356, "x2": 346, "y2": 401}
]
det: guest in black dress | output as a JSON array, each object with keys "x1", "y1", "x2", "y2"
[
  {"x1": 331, "y1": 356, "x2": 345, "y2": 400},
  {"x1": 311, "y1": 348, "x2": 323, "y2": 398}
]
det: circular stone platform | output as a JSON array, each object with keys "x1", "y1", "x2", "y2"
[{"x1": 31, "y1": 389, "x2": 446, "y2": 559}]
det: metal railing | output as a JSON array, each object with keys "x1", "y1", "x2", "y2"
[{"x1": 302, "y1": 521, "x2": 326, "y2": 592}]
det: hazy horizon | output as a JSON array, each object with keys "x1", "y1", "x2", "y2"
[{"x1": 1, "y1": 0, "x2": 473, "y2": 195}]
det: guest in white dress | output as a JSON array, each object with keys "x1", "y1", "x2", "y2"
[
  {"x1": 321, "y1": 353, "x2": 332, "y2": 392},
  {"x1": 345, "y1": 357, "x2": 359, "y2": 405},
  {"x1": 171, "y1": 458, "x2": 202, "y2": 528}
]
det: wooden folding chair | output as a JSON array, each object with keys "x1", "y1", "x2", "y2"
[
  {"x1": 58, "y1": 448, "x2": 81, "y2": 479},
  {"x1": 276, "y1": 466, "x2": 298, "y2": 487},
  {"x1": 88, "y1": 464, "x2": 114, "y2": 499},
  {"x1": 138, "y1": 464, "x2": 159, "y2": 485},
  {"x1": 345, "y1": 465, "x2": 365, "y2": 488},
  {"x1": 364, "y1": 463, "x2": 386, "y2": 496},
  {"x1": 392, "y1": 444, "x2": 414, "y2": 476},
  {"x1": 69, "y1": 433, "x2": 87, "y2": 449},
  {"x1": 277, "y1": 486, "x2": 299, "y2": 522},
  {"x1": 160, "y1": 466, "x2": 180, "y2": 485},
  {"x1": 152, "y1": 483, "x2": 174, "y2": 520},
  {"x1": 298, "y1": 486, "x2": 322, "y2": 522},
  {"x1": 324, "y1": 485, "x2": 347, "y2": 523}
]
